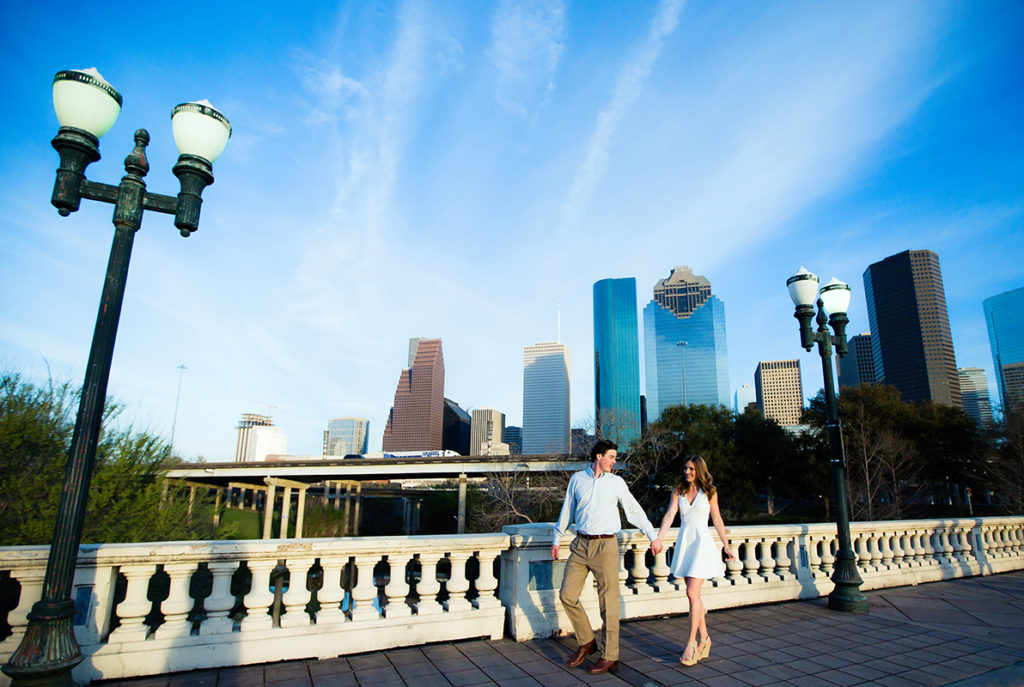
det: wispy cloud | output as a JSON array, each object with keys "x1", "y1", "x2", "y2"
[
  {"x1": 559, "y1": 0, "x2": 684, "y2": 232},
  {"x1": 489, "y1": 0, "x2": 567, "y2": 117}
]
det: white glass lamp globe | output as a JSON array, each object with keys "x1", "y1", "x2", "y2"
[
  {"x1": 52, "y1": 68, "x2": 122, "y2": 138},
  {"x1": 786, "y1": 267, "x2": 819, "y2": 308},
  {"x1": 819, "y1": 278, "x2": 852, "y2": 316},
  {"x1": 171, "y1": 100, "x2": 232, "y2": 163}
]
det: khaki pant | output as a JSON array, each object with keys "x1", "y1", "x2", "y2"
[{"x1": 559, "y1": 536, "x2": 621, "y2": 661}]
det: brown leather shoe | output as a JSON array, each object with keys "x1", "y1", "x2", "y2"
[
  {"x1": 565, "y1": 640, "x2": 597, "y2": 668},
  {"x1": 588, "y1": 658, "x2": 619, "y2": 674}
]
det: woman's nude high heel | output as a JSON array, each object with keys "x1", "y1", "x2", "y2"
[
  {"x1": 697, "y1": 637, "x2": 711, "y2": 660},
  {"x1": 680, "y1": 641, "x2": 700, "y2": 666}
]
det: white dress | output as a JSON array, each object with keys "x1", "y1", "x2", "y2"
[{"x1": 669, "y1": 488, "x2": 725, "y2": 580}]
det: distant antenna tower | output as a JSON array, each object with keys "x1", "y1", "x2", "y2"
[{"x1": 267, "y1": 403, "x2": 278, "y2": 423}]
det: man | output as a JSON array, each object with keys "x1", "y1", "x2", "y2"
[{"x1": 552, "y1": 439, "x2": 664, "y2": 675}]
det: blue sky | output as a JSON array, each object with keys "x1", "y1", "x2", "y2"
[{"x1": 1, "y1": 1, "x2": 1022, "y2": 460}]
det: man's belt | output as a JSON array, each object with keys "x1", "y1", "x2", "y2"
[{"x1": 577, "y1": 533, "x2": 616, "y2": 540}]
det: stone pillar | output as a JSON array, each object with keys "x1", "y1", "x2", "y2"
[
  {"x1": 334, "y1": 481, "x2": 342, "y2": 509},
  {"x1": 263, "y1": 483, "x2": 277, "y2": 540},
  {"x1": 296, "y1": 487, "x2": 307, "y2": 539},
  {"x1": 251, "y1": 488, "x2": 258, "y2": 511},
  {"x1": 353, "y1": 484, "x2": 362, "y2": 536},
  {"x1": 213, "y1": 488, "x2": 223, "y2": 528},
  {"x1": 280, "y1": 486, "x2": 293, "y2": 539},
  {"x1": 457, "y1": 473, "x2": 467, "y2": 534},
  {"x1": 188, "y1": 485, "x2": 196, "y2": 515},
  {"x1": 414, "y1": 499, "x2": 421, "y2": 534},
  {"x1": 343, "y1": 485, "x2": 352, "y2": 536}
]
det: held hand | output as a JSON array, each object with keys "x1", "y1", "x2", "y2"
[
  {"x1": 551, "y1": 545, "x2": 560, "y2": 560},
  {"x1": 650, "y1": 538, "x2": 664, "y2": 555}
]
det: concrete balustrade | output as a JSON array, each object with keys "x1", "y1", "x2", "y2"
[
  {"x1": 1, "y1": 516, "x2": 1022, "y2": 685},
  {"x1": 499, "y1": 516, "x2": 1024, "y2": 640}
]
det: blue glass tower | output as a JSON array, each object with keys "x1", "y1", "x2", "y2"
[
  {"x1": 594, "y1": 278, "x2": 641, "y2": 447},
  {"x1": 643, "y1": 267, "x2": 730, "y2": 419},
  {"x1": 984, "y1": 286, "x2": 1024, "y2": 414}
]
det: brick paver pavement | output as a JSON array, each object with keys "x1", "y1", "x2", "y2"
[{"x1": 99, "y1": 571, "x2": 1024, "y2": 687}]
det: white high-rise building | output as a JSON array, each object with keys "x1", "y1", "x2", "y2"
[
  {"x1": 246, "y1": 425, "x2": 288, "y2": 462},
  {"x1": 234, "y1": 413, "x2": 271, "y2": 463},
  {"x1": 522, "y1": 342, "x2": 571, "y2": 455},
  {"x1": 958, "y1": 368, "x2": 993, "y2": 428},
  {"x1": 470, "y1": 408, "x2": 509, "y2": 456},
  {"x1": 755, "y1": 360, "x2": 805, "y2": 426},
  {"x1": 324, "y1": 417, "x2": 370, "y2": 457}
]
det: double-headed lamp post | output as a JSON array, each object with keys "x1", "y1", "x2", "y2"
[
  {"x1": 786, "y1": 267, "x2": 867, "y2": 614},
  {"x1": 2, "y1": 68, "x2": 230, "y2": 687}
]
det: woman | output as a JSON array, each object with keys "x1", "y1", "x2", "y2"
[{"x1": 651, "y1": 455, "x2": 735, "y2": 666}]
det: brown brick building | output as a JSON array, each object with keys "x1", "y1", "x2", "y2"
[{"x1": 382, "y1": 338, "x2": 445, "y2": 451}]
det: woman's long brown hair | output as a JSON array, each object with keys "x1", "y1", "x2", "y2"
[{"x1": 675, "y1": 454, "x2": 717, "y2": 498}]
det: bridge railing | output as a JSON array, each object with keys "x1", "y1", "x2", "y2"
[{"x1": 1, "y1": 516, "x2": 1022, "y2": 684}]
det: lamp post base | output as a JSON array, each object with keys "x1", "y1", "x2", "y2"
[
  {"x1": 1, "y1": 600, "x2": 82, "y2": 687},
  {"x1": 828, "y1": 588, "x2": 868, "y2": 614}
]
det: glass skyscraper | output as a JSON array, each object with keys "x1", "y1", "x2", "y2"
[
  {"x1": 643, "y1": 266, "x2": 730, "y2": 419},
  {"x1": 522, "y1": 342, "x2": 571, "y2": 454},
  {"x1": 593, "y1": 277, "x2": 641, "y2": 447},
  {"x1": 325, "y1": 417, "x2": 370, "y2": 456},
  {"x1": 984, "y1": 286, "x2": 1024, "y2": 415}
]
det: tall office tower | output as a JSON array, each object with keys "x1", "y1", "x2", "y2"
[
  {"x1": 593, "y1": 277, "x2": 641, "y2": 446},
  {"x1": 471, "y1": 408, "x2": 510, "y2": 455},
  {"x1": 983, "y1": 286, "x2": 1024, "y2": 415},
  {"x1": 522, "y1": 342, "x2": 571, "y2": 454},
  {"x1": 734, "y1": 384, "x2": 756, "y2": 413},
  {"x1": 643, "y1": 266, "x2": 730, "y2": 419},
  {"x1": 838, "y1": 333, "x2": 876, "y2": 388},
  {"x1": 864, "y1": 250, "x2": 961, "y2": 407},
  {"x1": 958, "y1": 368, "x2": 993, "y2": 428},
  {"x1": 502, "y1": 426, "x2": 522, "y2": 454},
  {"x1": 442, "y1": 398, "x2": 471, "y2": 456},
  {"x1": 754, "y1": 360, "x2": 805, "y2": 426},
  {"x1": 324, "y1": 417, "x2": 370, "y2": 457},
  {"x1": 382, "y1": 338, "x2": 445, "y2": 451},
  {"x1": 246, "y1": 425, "x2": 288, "y2": 462},
  {"x1": 234, "y1": 413, "x2": 271, "y2": 462},
  {"x1": 1004, "y1": 363, "x2": 1024, "y2": 416}
]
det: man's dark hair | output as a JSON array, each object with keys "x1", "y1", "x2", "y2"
[{"x1": 591, "y1": 439, "x2": 618, "y2": 460}]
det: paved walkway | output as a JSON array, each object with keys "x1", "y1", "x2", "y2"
[{"x1": 100, "y1": 571, "x2": 1024, "y2": 687}]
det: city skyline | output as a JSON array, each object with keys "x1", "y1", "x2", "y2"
[{"x1": 1, "y1": 3, "x2": 1021, "y2": 458}]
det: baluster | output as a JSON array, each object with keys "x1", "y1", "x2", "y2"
[
  {"x1": 913, "y1": 529, "x2": 927, "y2": 563},
  {"x1": 155, "y1": 562, "x2": 196, "y2": 639},
  {"x1": 854, "y1": 533, "x2": 872, "y2": 570},
  {"x1": 316, "y1": 556, "x2": 347, "y2": 625},
  {"x1": 474, "y1": 550, "x2": 501, "y2": 610},
  {"x1": 742, "y1": 540, "x2": 759, "y2": 583},
  {"x1": 939, "y1": 528, "x2": 954, "y2": 564},
  {"x1": 445, "y1": 552, "x2": 472, "y2": 612},
  {"x1": 3, "y1": 567, "x2": 45, "y2": 646},
  {"x1": 384, "y1": 554, "x2": 413, "y2": 618},
  {"x1": 757, "y1": 539, "x2": 777, "y2": 581},
  {"x1": 923, "y1": 528, "x2": 939, "y2": 564},
  {"x1": 241, "y1": 559, "x2": 277, "y2": 631},
  {"x1": 280, "y1": 557, "x2": 315, "y2": 628},
  {"x1": 630, "y1": 543, "x2": 653, "y2": 593},
  {"x1": 350, "y1": 555, "x2": 382, "y2": 621},
  {"x1": 1010, "y1": 525, "x2": 1023, "y2": 554},
  {"x1": 878, "y1": 533, "x2": 893, "y2": 567},
  {"x1": 806, "y1": 536, "x2": 822, "y2": 577},
  {"x1": 774, "y1": 537, "x2": 792, "y2": 578},
  {"x1": 203, "y1": 561, "x2": 238, "y2": 634},
  {"x1": 650, "y1": 547, "x2": 671, "y2": 590},
  {"x1": 867, "y1": 533, "x2": 882, "y2": 570},
  {"x1": 617, "y1": 542, "x2": 631, "y2": 592},
  {"x1": 982, "y1": 526, "x2": 997, "y2": 557},
  {"x1": 108, "y1": 565, "x2": 155, "y2": 642},
  {"x1": 892, "y1": 532, "x2": 907, "y2": 567},
  {"x1": 725, "y1": 538, "x2": 744, "y2": 584},
  {"x1": 820, "y1": 538, "x2": 836, "y2": 575},
  {"x1": 416, "y1": 553, "x2": 444, "y2": 616}
]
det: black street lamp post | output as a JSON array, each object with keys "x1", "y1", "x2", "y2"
[
  {"x1": 786, "y1": 267, "x2": 868, "y2": 614},
  {"x1": 2, "y1": 68, "x2": 231, "y2": 687}
]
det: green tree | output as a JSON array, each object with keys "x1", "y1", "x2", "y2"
[{"x1": 0, "y1": 369, "x2": 225, "y2": 545}]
